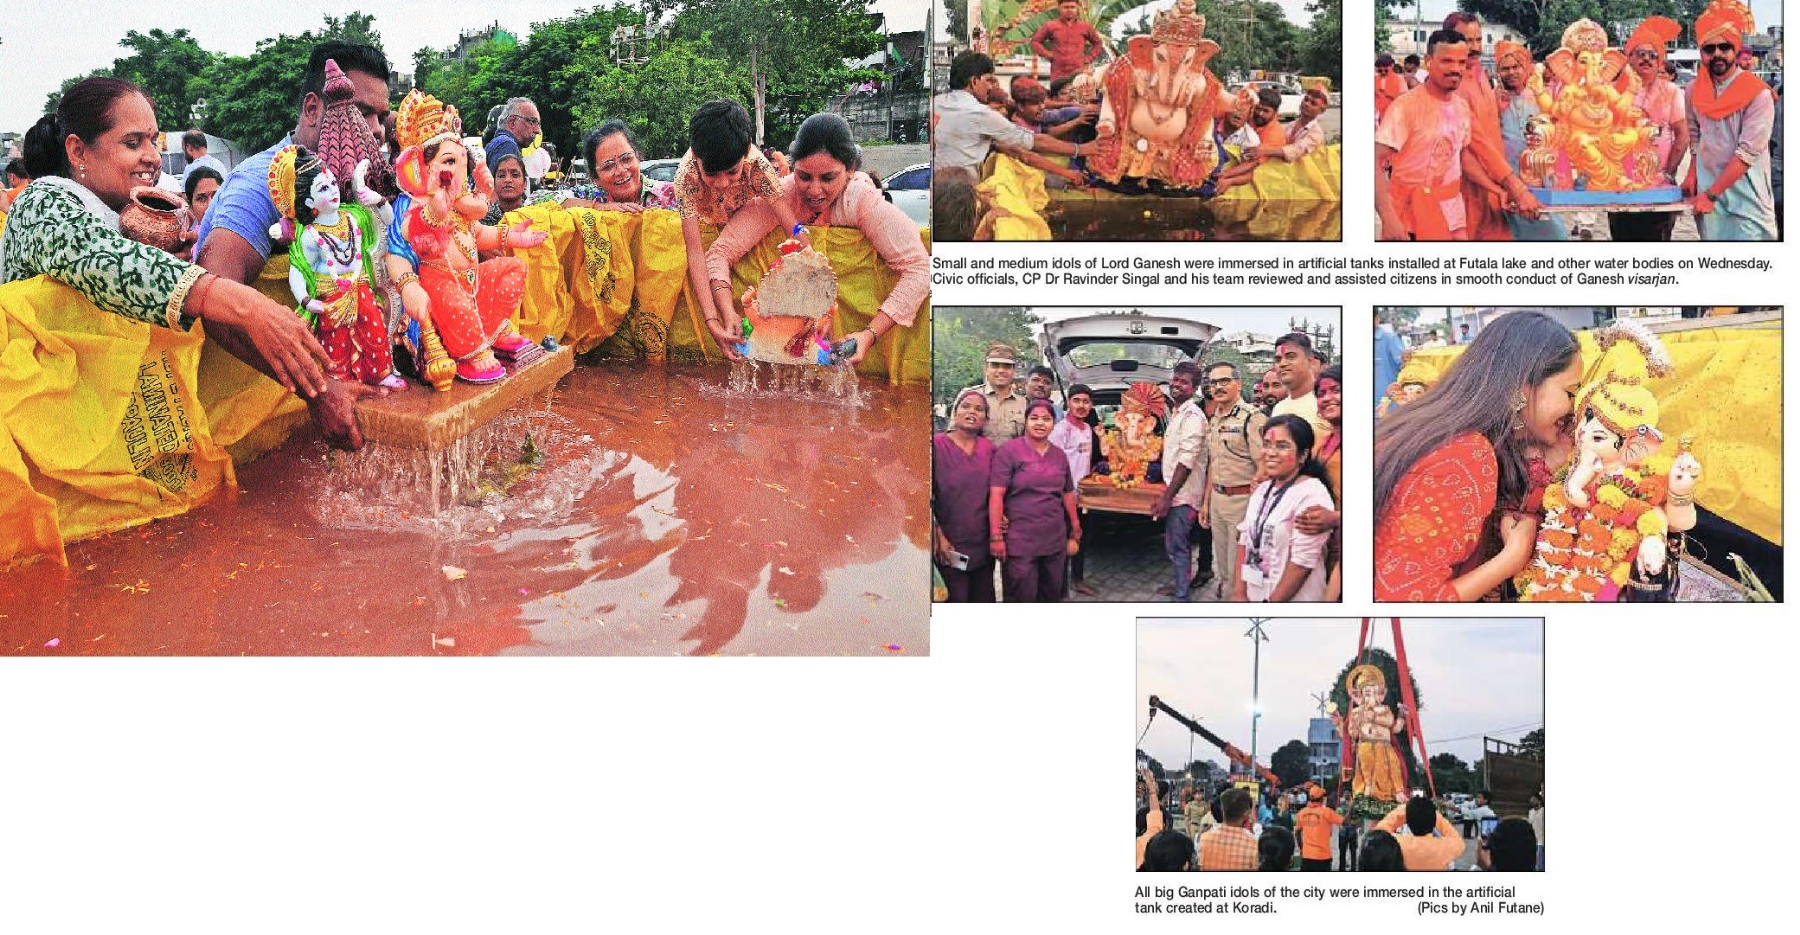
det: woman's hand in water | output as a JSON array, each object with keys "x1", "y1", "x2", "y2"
[
  {"x1": 705, "y1": 315, "x2": 745, "y2": 363},
  {"x1": 841, "y1": 328, "x2": 876, "y2": 365}
]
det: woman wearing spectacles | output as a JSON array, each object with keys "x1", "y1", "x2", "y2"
[
  {"x1": 1232, "y1": 414, "x2": 1335, "y2": 603},
  {"x1": 562, "y1": 120, "x2": 677, "y2": 212}
]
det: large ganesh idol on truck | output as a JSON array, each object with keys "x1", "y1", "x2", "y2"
[
  {"x1": 384, "y1": 89, "x2": 546, "y2": 390},
  {"x1": 1087, "y1": 0, "x2": 1237, "y2": 191}
]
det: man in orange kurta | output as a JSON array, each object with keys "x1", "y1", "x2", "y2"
[
  {"x1": 1375, "y1": 30, "x2": 1476, "y2": 240},
  {"x1": 1375, "y1": 54, "x2": 1406, "y2": 120},
  {"x1": 1444, "y1": 13, "x2": 1543, "y2": 239},
  {"x1": 1376, "y1": 798, "x2": 1468, "y2": 871}
]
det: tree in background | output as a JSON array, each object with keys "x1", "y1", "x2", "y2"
[
  {"x1": 946, "y1": 0, "x2": 969, "y2": 41},
  {"x1": 1271, "y1": 739, "x2": 1313, "y2": 788},
  {"x1": 43, "y1": 29, "x2": 212, "y2": 132},
  {"x1": 472, "y1": 7, "x2": 640, "y2": 159},
  {"x1": 1459, "y1": 0, "x2": 1710, "y2": 52},
  {"x1": 573, "y1": 40, "x2": 753, "y2": 158},
  {"x1": 932, "y1": 306, "x2": 1040, "y2": 406},
  {"x1": 648, "y1": 0, "x2": 881, "y2": 145},
  {"x1": 1301, "y1": 0, "x2": 1343, "y2": 86},
  {"x1": 1429, "y1": 752, "x2": 1477, "y2": 794},
  {"x1": 1518, "y1": 728, "x2": 1544, "y2": 760},
  {"x1": 1375, "y1": 0, "x2": 1401, "y2": 52},
  {"x1": 192, "y1": 14, "x2": 386, "y2": 153},
  {"x1": 1326, "y1": 646, "x2": 1425, "y2": 804}
]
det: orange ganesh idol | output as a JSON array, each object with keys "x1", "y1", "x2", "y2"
[{"x1": 385, "y1": 89, "x2": 546, "y2": 388}]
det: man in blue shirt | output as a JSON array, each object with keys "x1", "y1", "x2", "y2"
[
  {"x1": 194, "y1": 41, "x2": 392, "y2": 449},
  {"x1": 1374, "y1": 310, "x2": 1404, "y2": 412},
  {"x1": 484, "y1": 98, "x2": 540, "y2": 179}
]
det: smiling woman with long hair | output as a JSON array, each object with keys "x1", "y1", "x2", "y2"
[{"x1": 1373, "y1": 312, "x2": 1582, "y2": 601}]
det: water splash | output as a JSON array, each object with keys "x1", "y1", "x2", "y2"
[
  {"x1": 725, "y1": 358, "x2": 863, "y2": 407},
  {"x1": 307, "y1": 389, "x2": 616, "y2": 533}
]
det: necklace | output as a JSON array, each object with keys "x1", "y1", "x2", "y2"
[{"x1": 311, "y1": 213, "x2": 358, "y2": 267}]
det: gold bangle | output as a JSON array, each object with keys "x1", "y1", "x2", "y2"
[
  {"x1": 393, "y1": 272, "x2": 419, "y2": 290},
  {"x1": 1668, "y1": 493, "x2": 1694, "y2": 506},
  {"x1": 498, "y1": 222, "x2": 512, "y2": 247}
]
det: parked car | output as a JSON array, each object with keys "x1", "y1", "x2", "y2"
[
  {"x1": 1037, "y1": 310, "x2": 1220, "y2": 414},
  {"x1": 641, "y1": 158, "x2": 681, "y2": 185},
  {"x1": 883, "y1": 163, "x2": 929, "y2": 227}
]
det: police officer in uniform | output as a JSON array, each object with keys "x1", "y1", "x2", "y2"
[
  {"x1": 1197, "y1": 361, "x2": 1267, "y2": 600},
  {"x1": 961, "y1": 342, "x2": 1028, "y2": 444}
]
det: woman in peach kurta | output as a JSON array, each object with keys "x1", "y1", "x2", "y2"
[
  {"x1": 705, "y1": 114, "x2": 928, "y2": 368},
  {"x1": 1373, "y1": 311, "x2": 1581, "y2": 601}
]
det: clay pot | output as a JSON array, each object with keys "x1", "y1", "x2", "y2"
[{"x1": 119, "y1": 185, "x2": 194, "y2": 254}]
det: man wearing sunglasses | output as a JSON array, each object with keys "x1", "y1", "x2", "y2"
[
  {"x1": 485, "y1": 97, "x2": 542, "y2": 180},
  {"x1": 1685, "y1": 0, "x2": 1778, "y2": 240}
]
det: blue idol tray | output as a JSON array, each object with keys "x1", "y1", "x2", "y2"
[{"x1": 1528, "y1": 185, "x2": 1683, "y2": 206}]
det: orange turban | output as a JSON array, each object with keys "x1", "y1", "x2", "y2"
[
  {"x1": 1625, "y1": 15, "x2": 1681, "y2": 60},
  {"x1": 1695, "y1": 0, "x2": 1754, "y2": 48},
  {"x1": 1493, "y1": 41, "x2": 1532, "y2": 68}
]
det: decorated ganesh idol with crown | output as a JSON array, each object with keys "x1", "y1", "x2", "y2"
[
  {"x1": 1519, "y1": 18, "x2": 1670, "y2": 197},
  {"x1": 1087, "y1": 0, "x2": 1237, "y2": 189},
  {"x1": 1517, "y1": 320, "x2": 1701, "y2": 602},
  {"x1": 1099, "y1": 382, "x2": 1165, "y2": 488},
  {"x1": 384, "y1": 88, "x2": 547, "y2": 389}
]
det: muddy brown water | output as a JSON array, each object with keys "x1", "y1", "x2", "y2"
[{"x1": 0, "y1": 364, "x2": 930, "y2": 656}]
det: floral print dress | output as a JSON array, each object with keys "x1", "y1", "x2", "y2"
[{"x1": 0, "y1": 177, "x2": 205, "y2": 329}]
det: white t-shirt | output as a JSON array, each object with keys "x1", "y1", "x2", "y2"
[{"x1": 183, "y1": 154, "x2": 228, "y2": 182}]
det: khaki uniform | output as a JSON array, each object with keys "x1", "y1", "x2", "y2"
[
  {"x1": 964, "y1": 383, "x2": 1027, "y2": 444},
  {"x1": 1204, "y1": 400, "x2": 1266, "y2": 595}
]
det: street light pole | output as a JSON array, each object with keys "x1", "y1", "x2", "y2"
[{"x1": 1245, "y1": 618, "x2": 1270, "y2": 786}]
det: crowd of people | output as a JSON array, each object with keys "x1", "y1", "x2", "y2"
[
  {"x1": 0, "y1": 39, "x2": 927, "y2": 455},
  {"x1": 931, "y1": 330, "x2": 1342, "y2": 603},
  {"x1": 1137, "y1": 768, "x2": 1543, "y2": 872},
  {"x1": 1375, "y1": 4, "x2": 1780, "y2": 241}
]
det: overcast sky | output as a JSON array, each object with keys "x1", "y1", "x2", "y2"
[
  {"x1": 1030, "y1": 306, "x2": 1338, "y2": 336},
  {"x1": 1, "y1": 0, "x2": 929, "y2": 135},
  {"x1": 1385, "y1": 0, "x2": 1781, "y2": 30},
  {"x1": 1136, "y1": 618, "x2": 1544, "y2": 775}
]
